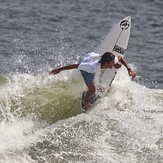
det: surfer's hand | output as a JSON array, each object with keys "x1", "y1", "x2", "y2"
[
  {"x1": 128, "y1": 69, "x2": 136, "y2": 80},
  {"x1": 49, "y1": 68, "x2": 60, "y2": 75}
]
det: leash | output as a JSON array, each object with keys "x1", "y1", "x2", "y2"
[{"x1": 61, "y1": 98, "x2": 79, "y2": 118}]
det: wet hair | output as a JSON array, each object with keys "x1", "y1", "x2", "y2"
[{"x1": 100, "y1": 52, "x2": 115, "y2": 65}]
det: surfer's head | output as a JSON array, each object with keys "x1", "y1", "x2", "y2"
[
  {"x1": 100, "y1": 52, "x2": 115, "y2": 64},
  {"x1": 100, "y1": 52, "x2": 119, "y2": 69}
]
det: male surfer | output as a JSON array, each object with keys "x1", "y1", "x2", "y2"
[{"x1": 49, "y1": 52, "x2": 136, "y2": 108}]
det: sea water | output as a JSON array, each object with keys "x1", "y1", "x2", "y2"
[{"x1": 0, "y1": 0, "x2": 163, "y2": 162}]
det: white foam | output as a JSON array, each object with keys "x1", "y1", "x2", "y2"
[{"x1": 0, "y1": 67, "x2": 163, "y2": 162}]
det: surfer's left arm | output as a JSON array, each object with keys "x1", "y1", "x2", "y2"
[
  {"x1": 49, "y1": 64, "x2": 79, "y2": 75},
  {"x1": 118, "y1": 56, "x2": 136, "y2": 80}
]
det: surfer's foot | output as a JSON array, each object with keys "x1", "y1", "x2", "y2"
[
  {"x1": 82, "y1": 100, "x2": 92, "y2": 111},
  {"x1": 85, "y1": 101, "x2": 92, "y2": 108},
  {"x1": 81, "y1": 91, "x2": 93, "y2": 111}
]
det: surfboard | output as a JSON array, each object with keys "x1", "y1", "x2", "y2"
[
  {"x1": 95, "y1": 16, "x2": 131, "y2": 97},
  {"x1": 81, "y1": 16, "x2": 131, "y2": 111}
]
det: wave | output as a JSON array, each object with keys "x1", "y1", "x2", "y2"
[
  {"x1": 0, "y1": 70, "x2": 84, "y2": 124},
  {"x1": 0, "y1": 67, "x2": 163, "y2": 162},
  {"x1": 1, "y1": 67, "x2": 163, "y2": 123}
]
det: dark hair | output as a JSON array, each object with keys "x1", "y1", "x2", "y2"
[{"x1": 100, "y1": 52, "x2": 115, "y2": 65}]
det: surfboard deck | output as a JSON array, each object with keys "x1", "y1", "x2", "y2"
[{"x1": 80, "y1": 16, "x2": 131, "y2": 111}]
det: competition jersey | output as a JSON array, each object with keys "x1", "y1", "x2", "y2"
[
  {"x1": 78, "y1": 52, "x2": 101, "y2": 73},
  {"x1": 78, "y1": 52, "x2": 119, "y2": 73}
]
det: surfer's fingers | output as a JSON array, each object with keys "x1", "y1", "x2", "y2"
[
  {"x1": 129, "y1": 70, "x2": 136, "y2": 80},
  {"x1": 49, "y1": 69, "x2": 58, "y2": 75}
]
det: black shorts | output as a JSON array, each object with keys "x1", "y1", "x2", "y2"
[{"x1": 80, "y1": 70, "x2": 95, "y2": 84}]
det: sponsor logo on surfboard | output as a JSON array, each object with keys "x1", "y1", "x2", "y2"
[
  {"x1": 113, "y1": 45, "x2": 126, "y2": 55},
  {"x1": 120, "y1": 20, "x2": 129, "y2": 30},
  {"x1": 97, "y1": 86, "x2": 105, "y2": 92},
  {"x1": 98, "y1": 69, "x2": 105, "y2": 83}
]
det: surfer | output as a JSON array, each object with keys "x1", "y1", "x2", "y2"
[{"x1": 49, "y1": 52, "x2": 136, "y2": 107}]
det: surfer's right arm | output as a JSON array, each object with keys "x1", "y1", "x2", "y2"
[{"x1": 49, "y1": 64, "x2": 79, "y2": 75}]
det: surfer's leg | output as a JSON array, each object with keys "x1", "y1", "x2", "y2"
[
  {"x1": 85, "y1": 82, "x2": 95, "y2": 101},
  {"x1": 81, "y1": 83, "x2": 95, "y2": 110},
  {"x1": 80, "y1": 70, "x2": 95, "y2": 102}
]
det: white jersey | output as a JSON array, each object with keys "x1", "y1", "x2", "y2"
[
  {"x1": 78, "y1": 52, "x2": 119, "y2": 73},
  {"x1": 78, "y1": 52, "x2": 101, "y2": 73}
]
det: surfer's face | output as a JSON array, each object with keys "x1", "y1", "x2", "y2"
[
  {"x1": 101, "y1": 59, "x2": 114, "y2": 69},
  {"x1": 107, "y1": 59, "x2": 115, "y2": 68}
]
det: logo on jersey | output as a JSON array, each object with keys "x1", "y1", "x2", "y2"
[{"x1": 120, "y1": 20, "x2": 129, "y2": 30}]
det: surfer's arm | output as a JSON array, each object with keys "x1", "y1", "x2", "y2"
[
  {"x1": 49, "y1": 64, "x2": 79, "y2": 75},
  {"x1": 118, "y1": 56, "x2": 136, "y2": 80}
]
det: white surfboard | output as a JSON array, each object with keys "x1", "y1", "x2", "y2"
[{"x1": 94, "y1": 16, "x2": 131, "y2": 98}]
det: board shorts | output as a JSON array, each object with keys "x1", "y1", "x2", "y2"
[{"x1": 80, "y1": 70, "x2": 95, "y2": 84}]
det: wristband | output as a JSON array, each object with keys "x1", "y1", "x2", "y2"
[{"x1": 127, "y1": 68, "x2": 131, "y2": 71}]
